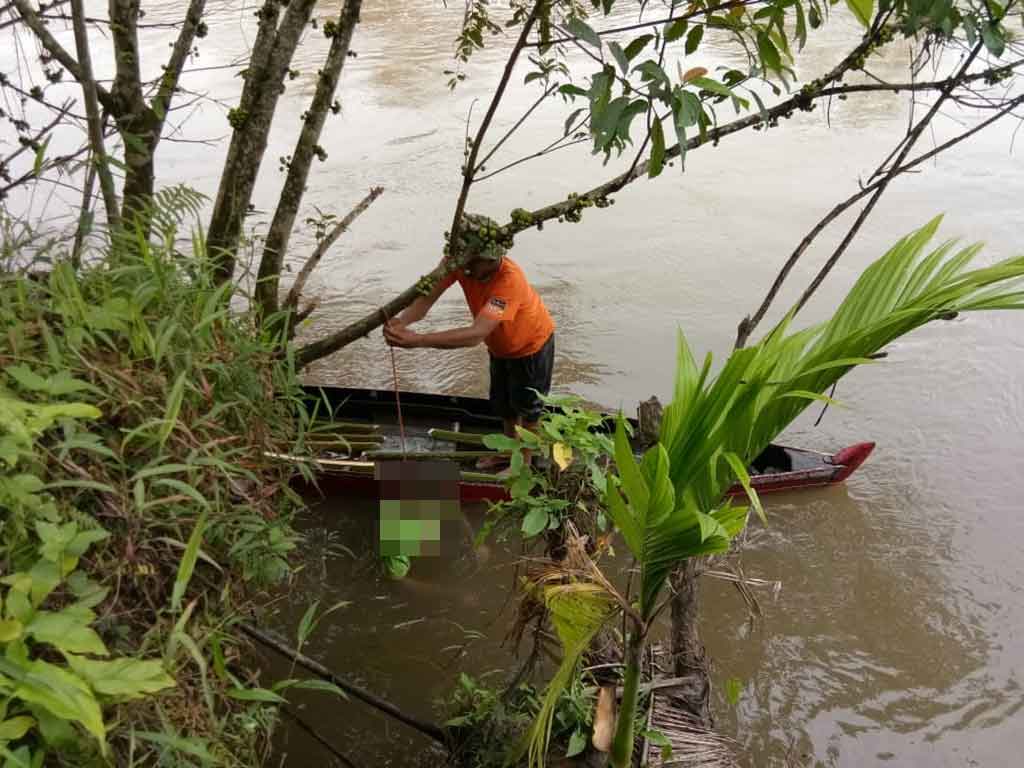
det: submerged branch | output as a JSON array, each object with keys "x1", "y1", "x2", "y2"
[{"x1": 239, "y1": 622, "x2": 448, "y2": 744}]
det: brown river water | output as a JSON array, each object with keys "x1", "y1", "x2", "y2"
[{"x1": 5, "y1": 1, "x2": 1024, "y2": 765}]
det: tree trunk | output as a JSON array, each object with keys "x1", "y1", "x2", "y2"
[
  {"x1": 668, "y1": 558, "x2": 712, "y2": 728},
  {"x1": 107, "y1": 0, "x2": 156, "y2": 226},
  {"x1": 257, "y1": 0, "x2": 363, "y2": 317},
  {"x1": 207, "y1": 0, "x2": 318, "y2": 283}
]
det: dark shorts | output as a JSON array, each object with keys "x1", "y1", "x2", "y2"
[{"x1": 489, "y1": 333, "x2": 554, "y2": 423}]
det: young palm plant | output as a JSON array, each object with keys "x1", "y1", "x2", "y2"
[{"x1": 517, "y1": 216, "x2": 1024, "y2": 768}]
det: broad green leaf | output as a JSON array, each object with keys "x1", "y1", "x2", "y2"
[
  {"x1": 64, "y1": 655, "x2": 175, "y2": 699},
  {"x1": 685, "y1": 25, "x2": 703, "y2": 55},
  {"x1": 25, "y1": 610, "x2": 108, "y2": 656},
  {"x1": 0, "y1": 716, "x2": 34, "y2": 741},
  {"x1": 756, "y1": 30, "x2": 782, "y2": 73},
  {"x1": 0, "y1": 620, "x2": 23, "y2": 643},
  {"x1": 567, "y1": 728, "x2": 588, "y2": 757},
  {"x1": 4, "y1": 366, "x2": 47, "y2": 392},
  {"x1": 566, "y1": 17, "x2": 601, "y2": 49},
  {"x1": 606, "y1": 482, "x2": 642, "y2": 560},
  {"x1": 614, "y1": 418, "x2": 649, "y2": 516},
  {"x1": 0, "y1": 657, "x2": 105, "y2": 747},
  {"x1": 845, "y1": 0, "x2": 873, "y2": 27},
  {"x1": 623, "y1": 34, "x2": 654, "y2": 60},
  {"x1": 981, "y1": 23, "x2": 1005, "y2": 57},
  {"x1": 27, "y1": 560, "x2": 60, "y2": 608},
  {"x1": 522, "y1": 507, "x2": 550, "y2": 537},
  {"x1": 665, "y1": 19, "x2": 687, "y2": 42},
  {"x1": 171, "y1": 512, "x2": 207, "y2": 613},
  {"x1": 482, "y1": 434, "x2": 519, "y2": 452}
]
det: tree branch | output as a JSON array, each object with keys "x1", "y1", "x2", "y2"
[
  {"x1": 11, "y1": 0, "x2": 115, "y2": 111},
  {"x1": 257, "y1": 0, "x2": 363, "y2": 316},
  {"x1": 151, "y1": 0, "x2": 207, "y2": 131},
  {"x1": 71, "y1": 0, "x2": 119, "y2": 231},
  {"x1": 284, "y1": 185, "x2": 383, "y2": 314},
  {"x1": 294, "y1": 1, "x2": 542, "y2": 367},
  {"x1": 523, "y1": 0, "x2": 767, "y2": 48}
]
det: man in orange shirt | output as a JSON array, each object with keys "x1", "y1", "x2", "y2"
[{"x1": 384, "y1": 213, "x2": 555, "y2": 470}]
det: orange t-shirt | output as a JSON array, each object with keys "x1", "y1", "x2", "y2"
[{"x1": 438, "y1": 257, "x2": 554, "y2": 358}]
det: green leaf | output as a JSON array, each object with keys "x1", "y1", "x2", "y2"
[
  {"x1": 756, "y1": 30, "x2": 782, "y2": 73},
  {"x1": 665, "y1": 19, "x2": 688, "y2": 42},
  {"x1": 795, "y1": 1, "x2": 808, "y2": 50},
  {"x1": 689, "y1": 76, "x2": 734, "y2": 99},
  {"x1": 0, "y1": 657, "x2": 106, "y2": 748},
  {"x1": 623, "y1": 34, "x2": 654, "y2": 60},
  {"x1": 5, "y1": 366, "x2": 47, "y2": 392},
  {"x1": 567, "y1": 17, "x2": 601, "y2": 49},
  {"x1": 64, "y1": 655, "x2": 175, "y2": 699},
  {"x1": 522, "y1": 507, "x2": 550, "y2": 537},
  {"x1": 158, "y1": 371, "x2": 187, "y2": 448},
  {"x1": 845, "y1": 0, "x2": 873, "y2": 27},
  {"x1": 981, "y1": 23, "x2": 1005, "y2": 57},
  {"x1": 134, "y1": 730, "x2": 215, "y2": 763},
  {"x1": 171, "y1": 512, "x2": 207, "y2": 613},
  {"x1": 482, "y1": 434, "x2": 519, "y2": 452},
  {"x1": 648, "y1": 119, "x2": 666, "y2": 178},
  {"x1": 27, "y1": 559, "x2": 60, "y2": 608},
  {"x1": 607, "y1": 42, "x2": 630, "y2": 75},
  {"x1": 723, "y1": 452, "x2": 765, "y2": 526},
  {"x1": 226, "y1": 686, "x2": 286, "y2": 703},
  {"x1": 614, "y1": 418, "x2": 648, "y2": 515},
  {"x1": 0, "y1": 716, "x2": 34, "y2": 741},
  {"x1": 384, "y1": 555, "x2": 411, "y2": 579},
  {"x1": 685, "y1": 25, "x2": 704, "y2": 55},
  {"x1": 567, "y1": 728, "x2": 588, "y2": 757},
  {"x1": 276, "y1": 678, "x2": 348, "y2": 699},
  {"x1": 0, "y1": 620, "x2": 23, "y2": 643},
  {"x1": 725, "y1": 677, "x2": 743, "y2": 706},
  {"x1": 25, "y1": 610, "x2": 108, "y2": 656}
]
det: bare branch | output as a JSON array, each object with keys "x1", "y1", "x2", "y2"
[
  {"x1": 70, "y1": 0, "x2": 118, "y2": 231},
  {"x1": 284, "y1": 185, "x2": 384, "y2": 313}
]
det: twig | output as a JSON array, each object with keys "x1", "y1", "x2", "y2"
[
  {"x1": 283, "y1": 186, "x2": 384, "y2": 313},
  {"x1": 239, "y1": 622, "x2": 448, "y2": 744},
  {"x1": 474, "y1": 83, "x2": 557, "y2": 174}
]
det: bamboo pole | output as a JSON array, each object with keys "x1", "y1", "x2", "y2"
[
  {"x1": 363, "y1": 450, "x2": 507, "y2": 461},
  {"x1": 426, "y1": 429, "x2": 487, "y2": 446}
]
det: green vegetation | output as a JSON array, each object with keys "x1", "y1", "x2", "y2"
[
  {"x1": 0, "y1": 195, "x2": 324, "y2": 764},
  {"x1": 508, "y1": 216, "x2": 1024, "y2": 767}
]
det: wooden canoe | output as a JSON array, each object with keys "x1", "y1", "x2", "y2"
[{"x1": 285, "y1": 386, "x2": 874, "y2": 503}]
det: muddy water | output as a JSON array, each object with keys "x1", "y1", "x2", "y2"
[{"x1": 6, "y1": 1, "x2": 1024, "y2": 765}]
